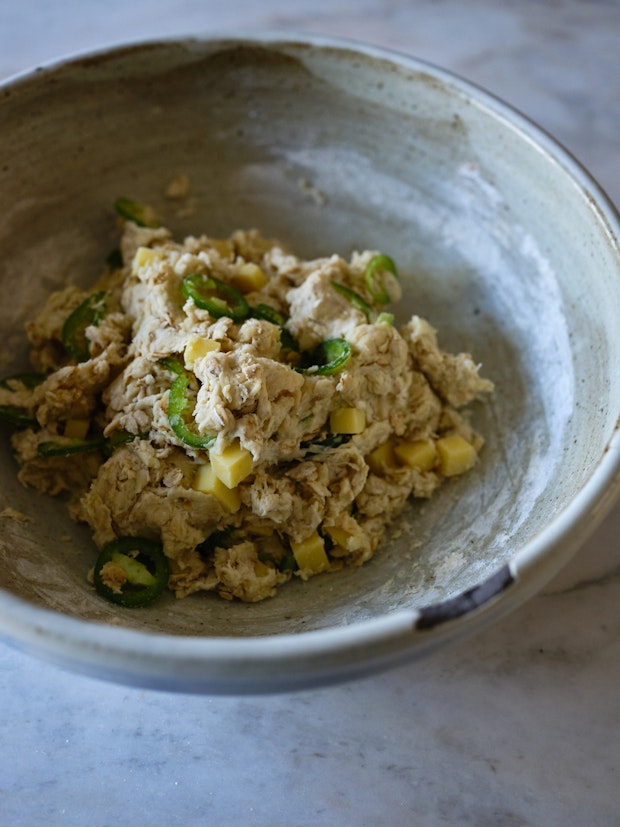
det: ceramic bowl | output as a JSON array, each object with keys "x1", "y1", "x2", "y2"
[{"x1": 1, "y1": 33, "x2": 620, "y2": 694}]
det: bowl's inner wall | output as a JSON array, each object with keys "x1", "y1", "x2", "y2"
[{"x1": 1, "y1": 39, "x2": 619, "y2": 636}]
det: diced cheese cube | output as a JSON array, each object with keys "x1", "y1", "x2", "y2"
[
  {"x1": 290, "y1": 531, "x2": 330, "y2": 574},
  {"x1": 325, "y1": 525, "x2": 364, "y2": 552},
  {"x1": 253, "y1": 560, "x2": 271, "y2": 577},
  {"x1": 231, "y1": 262, "x2": 268, "y2": 293},
  {"x1": 183, "y1": 337, "x2": 221, "y2": 369},
  {"x1": 192, "y1": 464, "x2": 241, "y2": 512},
  {"x1": 329, "y1": 407, "x2": 366, "y2": 435},
  {"x1": 394, "y1": 438, "x2": 437, "y2": 472},
  {"x1": 436, "y1": 434, "x2": 477, "y2": 477},
  {"x1": 64, "y1": 418, "x2": 90, "y2": 440},
  {"x1": 366, "y1": 439, "x2": 397, "y2": 475},
  {"x1": 211, "y1": 440, "x2": 254, "y2": 489},
  {"x1": 132, "y1": 246, "x2": 161, "y2": 273}
]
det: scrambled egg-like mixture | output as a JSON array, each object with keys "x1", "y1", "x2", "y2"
[{"x1": 0, "y1": 211, "x2": 493, "y2": 603}]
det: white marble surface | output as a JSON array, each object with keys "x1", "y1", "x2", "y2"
[{"x1": 2, "y1": 2, "x2": 620, "y2": 824}]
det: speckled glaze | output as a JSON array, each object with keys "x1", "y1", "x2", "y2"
[{"x1": 1, "y1": 33, "x2": 620, "y2": 693}]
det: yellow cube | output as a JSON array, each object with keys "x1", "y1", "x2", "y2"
[
  {"x1": 290, "y1": 531, "x2": 330, "y2": 574},
  {"x1": 132, "y1": 246, "x2": 161, "y2": 273},
  {"x1": 64, "y1": 418, "x2": 90, "y2": 440},
  {"x1": 231, "y1": 262, "x2": 268, "y2": 293},
  {"x1": 192, "y1": 463, "x2": 241, "y2": 512},
  {"x1": 436, "y1": 434, "x2": 477, "y2": 477},
  {"x1": 211, "y1": 440, "x2": 254, "y2": 489},
  {"x1": 253, "y1": 560, "x2": 271, "y2": 578},
  {"x1": 325, "y1": 525, "x2": 364, "y2": 552},
  {"x1": 366, "y1": 439, "x2": 397, "y2": 475},
  {"x1": 394, "y1": 438, "x2": 437, "y2": 472},
  {"x1": 183, "y1": 337, "x2": 221, "y2": 369},
  {"x1": 329, "y1": 407, "x2": 366, "y2": 435}
]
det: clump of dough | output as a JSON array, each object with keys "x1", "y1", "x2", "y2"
[{"x1": 4, "y1": 219, "x2": 493, "y2": 602}]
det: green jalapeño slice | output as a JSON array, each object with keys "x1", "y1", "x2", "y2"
[
  {"x1": 0, "y1": 373, "x2": 45, "y2": 430},
  {"x1": 61, "y1": 291, "x2": 110, "y2": 363},
  {"x1": 330, "y1": 281, "x2": 372, "y2": 320},
  {"x1": 93, "y1": 536, "x2": 169, "y2": 607},
  {"x1": 299, "y1": 338, "x2": 351, "y2": 376},
  {"x1": 161, "y1": 357, "x2": 216, "y2": 449},
  {"x1": 182, "y1": 273, "x2": 249, "y2": 322},
  {"x1": 364, "y1": 254, "x2": 398, "y2": 305},
  {"x1": 114, "y1": 197, "x2": 161, "y2": 228}
]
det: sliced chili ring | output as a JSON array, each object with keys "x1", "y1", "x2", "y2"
[
  {"x1": 168, "y1": 370, "x2": 216, "y2": 449},
  {"x1": 250, "y1": 303, "x2": 288, "y2": 326},
  {"x1": 196, "y1": 528, "x2": 239, "y2": 560},
  {"x1": 61, "y1": 291, "x2": 110, "y2": 363},
  {"x1": 301, "y1": 433, "x2": 350, "y2": 455},
  {"x1": 299, "y1": 338, "x2": 351, "y2": 376},
  {"x1": 276, "y1": 554, "x2": 297, "y2": 573},
  {"x1": 0, "y1": 373, "x2": 45, "y2": 430},
  {"x1": 0, "y1": 406, "x2": 37, "y2": 429},
  {"x1": 93, "y1": 536, "x2": 169, "y2": 607},
  {"x1": 375, "y1": 312, "x2": 395, "y2": 326},
  {"x1": 279, "y1": 328, "x2": 300, "y2": 354},
  {"x1": 330, "y1": 281, "x2": 372, "y2": 320},
  {"x1": 160, "y1": 356, "x2": 215, "y2": 448},
  {"x1": 182, "y1": 273, "x2": 249, "y2": 322},
  {"x1": 364, "y1": 254, "x2": 398, "y2": 305},
  {"x1": 38, "y1": 438, "x2": 106, "y2": 457},
  {"x1": 103, "y1": 430, "x2": 145, "y2": 456},
  {"x1": 160, "y1": 355, "x2": 185, "y2": 376},
  {"x1": 114, "y1": 197, "x2": 161, "y2": 228},
  {"x1": 0, "y1": 372, "x2": 46, "y2": 391}
]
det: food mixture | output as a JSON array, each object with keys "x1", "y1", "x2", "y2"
[{"x1": 0, "y1": 200, "x2": 493, "y2": 606}]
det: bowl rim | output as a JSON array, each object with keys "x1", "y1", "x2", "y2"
[{"x1": 2, "y1": 30, "x2": 620, "y2": 693}]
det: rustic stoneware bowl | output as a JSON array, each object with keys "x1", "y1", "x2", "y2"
[{"x1": 1, "y1": 33, "x2": 620, "y2": 694}]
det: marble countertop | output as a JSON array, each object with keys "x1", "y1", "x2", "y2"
[{"x1": 2, "y1": 2, "x2": 620, "y2": 825}]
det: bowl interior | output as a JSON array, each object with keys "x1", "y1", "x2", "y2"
[{"x1": 1, "y1": 37, "x2": 620, "y2": 638}]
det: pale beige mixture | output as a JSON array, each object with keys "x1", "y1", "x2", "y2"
[{"x1": 1, "y1": 217, "x2": 493, "y2": 602}]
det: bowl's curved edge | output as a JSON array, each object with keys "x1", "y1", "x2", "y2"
[{"x1": 0, "y1": 573, "x2": 513, "y2": 695}]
